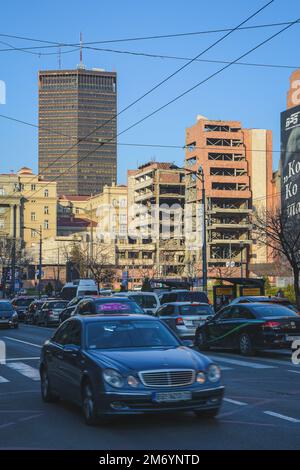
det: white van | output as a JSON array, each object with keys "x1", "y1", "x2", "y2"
[
  {"x1": 112, "y1": 291, "x2": 160, "y2": 315},
  {"x1": 61, "y1": 279, "x2": 99, "y2": 301}
]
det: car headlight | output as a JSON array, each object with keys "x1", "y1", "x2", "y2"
[
  {"x1": 12, "y1": 312, "x2": 18, "y2": 318},
  {"x1": 196, "y1": 372, "x2": 206, "y2": 384},
  {"x1": 207, "y1": 364, "x2": 221, "y2": 383},
  {"x1": 127, "y1": 375, "x2": 139, "y2": 388},
  {"x1": 103, "y1": 369, "x2": 124, "y2": 388}
]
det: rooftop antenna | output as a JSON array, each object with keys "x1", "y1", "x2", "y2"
[
  {"x1": 77, "y1": 32, "x2": 85, "y2": 69},
  {"x1": 58, "y1": 43, "x2": 62, "y2": 69}
]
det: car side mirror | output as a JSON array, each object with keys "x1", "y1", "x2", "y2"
[
  {"x1": 64, "y1": 344, "x2": 80, "y2": 353},
  {"x1": 182, "y1": 339, "x2": 193, "y2": 348}
]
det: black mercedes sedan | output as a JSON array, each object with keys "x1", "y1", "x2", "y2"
[
  {"x1": 40, "y1": 315, "x2": 224, "y2": 425},
  {"x1": 195, "y1": 303, "x2": 300, "y2": 356}
]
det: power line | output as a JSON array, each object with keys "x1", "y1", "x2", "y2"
[
  {"x1": 0, "y1": 19, "x2": 299, "y2": 52},
  {"x1": 0, "y1": 2, "x2": 273, "y2": 208},
  {"x1": 26, "y1": 7, "x2": 297, "y2": 203}
]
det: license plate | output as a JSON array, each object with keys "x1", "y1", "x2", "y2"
[
  {"x1": 152, "y1": 391, "x2": 192, "y2": 403},
  {"x1": 184, "y1": 320, "x2": 194, "y2": 326},
  {"x1": 285, "y1": 335, "x2": 300, "y2": 342}
]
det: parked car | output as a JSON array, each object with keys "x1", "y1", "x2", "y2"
[
  {"x1": 61, "y1": 279, "x2": 99, "y2": 301},
  {"x1": 11, "y1": 296, "x2": 36, "y2": 321},
  {"x1": 73, "y1": 297, "x2": 145, "y2": 316},
  {"x1": 195, "y1": 303, "x2": 300, "y2": 356},
  {"x1": 0, "y1": 300, "x2": 18, "y2": 329},
  {"x1": 25, "y1": 300, "x2": 45, "y2": 324},
  {"x1": 229, "y1": 296, "x2": 299, "y2": 314},
  {"x1": 40, "y1": 315, "x2": 224, "y2": 425},
  {"x1": 38, "y1": 300, "x2": 69, "y2": 326},
  {"x1": 99, "y1": 288, "x2": 113, "y2": 296},
  {"x1": 156, "y1": 302, "x2": 214, "y2": 339},
  {"x1": 113, "y1": 292, "x2": 160, "y2": 315},
  {"x1": 159, "y1": 290, "x2": 210, "y2": 306}
]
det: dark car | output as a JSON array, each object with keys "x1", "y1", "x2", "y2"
[
  {"x1": 156, "y1": 302, "x2": 214, "y2": 339},
  {"x1": 25, "y1": 300, "x2": 45, "y2": 324},
  {"x1": 0, "y1": 300, "x2": 18, "y2": 329},
  {"x1": 11, "y1": 296, "x2": 36, "y2": 321},
  {"x1": 73, "y1": 297, "x2": 145, "y2": 316},
  {"x1": 59, "y1": 305, "x2": 77, "y2": 324},
  {"x1": 229, "y1": 296, "x2": 299, "y2": 314},
  {"x1": 195, "y1": 303, "x2": 300, "y2": 356},
  {"x1": 159, "y1": 290, "x2": 209, "y2": 306},
  {"x1": 40, "y1": 315, "x2": 224, "y2": 425},
  {"x1": 38, "y1": 300, "x2": 69, "y2": 326}
]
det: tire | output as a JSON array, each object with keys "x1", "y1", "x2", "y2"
[
  {"x1": 40, "y1": 367, "x2": 58, "y2": 403},
  {"x1": 239, "y1": 333, "x2": 254, "y2": 356},
  {"x1": 82, "y1": 381, "x2": 99, "y2": 426},
  {"x1": 194, "y1": 408, "x2": 220, "y2": 419},
  {"x1": 195, "y1": 330, "x2": 210, "y2": 351}
]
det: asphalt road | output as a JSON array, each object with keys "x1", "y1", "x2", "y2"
[{"x1": 0, "y1": 324, "x2": 299, "y2": 450}]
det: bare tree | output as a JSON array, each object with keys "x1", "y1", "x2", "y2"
[
  {"x1": 0, "y1": 236, "x2": 32, "y2": 297},
  {"x1": 253, "y1": 208, "x2": 300, "y2": 306}
]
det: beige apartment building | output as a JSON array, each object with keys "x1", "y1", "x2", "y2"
[
  {"x1": 127, "y1": 162, "x2": 186, "y2": 279},
  {"x1": 0, "y1": 167, "x2": 57, "y2": 244}
]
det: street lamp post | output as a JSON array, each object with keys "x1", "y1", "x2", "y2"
[
  {"x1": 239, "y1": 241, "x2": 244, "y2": 278},
  {"x1": 182, "y1": 165, "x2": 207, "y2": 293},
  {"x1": 23, "y1": 226, "x2": 42, "y2": 299}
]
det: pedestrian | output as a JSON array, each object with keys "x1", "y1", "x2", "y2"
[{"x1": 276, "y1": 288, "x2": 284, "y2": 298}]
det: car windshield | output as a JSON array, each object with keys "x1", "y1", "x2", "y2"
[
  {"x1": 86, "y1": 320, "x2": 179, "y2": 349},
  {"x1": 50, "y1": 302, "x2": 68, "y2": 309},
  {"x1": 179, "y1": 305, "x2": 213, "y2": 316},
  {"x1": 0, "y1": 303, "x2": 13, "y2": 312},
  {"x1": 13, "y1": 298, "x2": 34, "y2": 307},
  {"x1": 129, "y1": 295, "x2": 157, "y2": 308},
  {"x1": 94, "y1": 299, "x2": 144, "y2": 314},
  {"x1": 251, "y1": 305, "x2": 298, "y2": 317},
  {"x1": 178, "y1": 292, "x2": 208, "y2": 303}
]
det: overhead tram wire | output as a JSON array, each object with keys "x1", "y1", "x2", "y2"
[
  {"x1": 0, "y1": 1, "x2": 274, "y2": 209},
  {"x1": 14, "y1": 11, "x2": 299, "y2": 207},
  {"x1": 0, "y1": 18, "x2": 299, "y2": 51},
  {"x1": 0, "y1": 112, "x2": 294, "y2": 155}
]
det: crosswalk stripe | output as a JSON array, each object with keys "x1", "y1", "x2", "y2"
[
  {"x1": 208, "y1": 355, "x2": 275, "y2": 369},
  {"x1": 264, "y1": 411, "x2": 300, "y2": 423},
  {"x1": 0, "y1": 376, "x2": 9, "y2": 383},
  {"x1": 6, "y1": 362, "x2": 40, "y2": 381},
  {"x1": 224, "y1": 398, "x2": 248, "y2": 406}
]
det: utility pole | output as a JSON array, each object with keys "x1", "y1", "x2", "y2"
[
  {"x1": 11, "y1": 204, "x2": 17, "y2": 297},
  {"x1": 240, "y1": 241, "x2": 244, "y2": 278},
  {"x1": 198, "y1": 165, "x2": 207, "y2": 293},
  {"x1": 38, "y1": 226, "x2": 42, "y2": 299}
]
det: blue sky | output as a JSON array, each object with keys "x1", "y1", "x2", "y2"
[{"x1": 0, "y1": 0, "x2": 299, "y2": 184}]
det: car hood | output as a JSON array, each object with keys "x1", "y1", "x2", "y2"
[{"x1": 86, "y1": 346, "x2": 211, "y2": 372}]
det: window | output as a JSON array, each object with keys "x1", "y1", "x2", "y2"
[
  {"x1": 44, "y1": 189, "x2": 49, "y2": 197},
  {"x1": 44, "y1": 206, "x2": 49, "y2": 215},
  {"x1": 0, "y1": 219, "x2": 4, "y2": 230},
  {"x1": 120, "y1": 199, "x2": 126, "y2": 208},
  {"x1": 52, "y1": 322, "x2": 74, "y2": 346},
  {"x1": 0, "y1": 187, "x2": 5, "y2": 196},
  {"x1": 31, "y1": 212, "x2": 36, "y2": 221},
  {"x1": 120, "y1": 214, "x2": 127, "y2": 223},
  {"x1": 31, "y1": 184, "x2": 36, "y2": 191},
  {"x1": 44, "y1": 220, "x2": 49, "y2": 230},
  {"x1": 31, "y1": 229, "x2": 36, "y2": 238}
]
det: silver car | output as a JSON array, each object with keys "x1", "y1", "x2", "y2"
[
  {"x1": 38, "y1": 300, "x2": 69, "y2": 326},
  {"x1": 156, "y1": 302, "x2": 214, "y2": 339}
]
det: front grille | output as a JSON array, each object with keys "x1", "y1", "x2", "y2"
[{"x1": 139, "y1": 369, "x2": 195, "y2": 387}]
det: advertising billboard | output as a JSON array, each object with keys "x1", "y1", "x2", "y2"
[{"x1": 281, "y1": 105, "x2": 300, "y2": 221}]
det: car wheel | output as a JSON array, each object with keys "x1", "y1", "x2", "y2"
[
  {"x1": 194, "y1": 408, "x2": 220, "y2": 419},
  {"x1": 82, "y1": 381, "x2": 98, "y2": 426},
  {"x1": 195, "y1": 330, "x2": 210, "y2": 351},
  {"x1": 239, "y1": 333, "x2": 254, "y2": 356},
  {"x1": 40, "y1": 367, "x2": 58, "y2": 403}
]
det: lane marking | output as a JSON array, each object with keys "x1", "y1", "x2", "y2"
[
  {"x1": 287, "y1": 369, "x2": 300, "y2": 375},
  {"x1": 3, "y1": 337, "x2": 42, "y2": 348},
  {"x1": 208, "y1": 355, "x2": 275, "y2": 369},
  {"x1": 0, "y1": 376, "x2": 9, "y2": 383},
  {"x1": 5, "y1": 357, "x2": 40, "y2": 362},
  {"x1": 224, "y1": 398, "x2": 248, "y2": 406},
  {"x1": 264, "y1": 411, "x2": 300, "y2": 423},
  {"x1": 6, "y1": 362, "x2": 40, "y2": 381}
]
